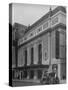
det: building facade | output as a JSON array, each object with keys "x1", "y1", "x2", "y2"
[{"x1": 12, "y1": 6, "x2": 66, "y2": 82}]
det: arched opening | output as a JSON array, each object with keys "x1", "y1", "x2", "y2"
[
  {"x1": 37, "y1": 70, "x2": 42, "y2": 79},
  {"x1": 30, "y1": 70, "x2": 34, "y2": 79}
]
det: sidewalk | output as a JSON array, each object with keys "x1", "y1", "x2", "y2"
[
  {"x1": 12, "y1": 79, "x2": 40, "y2": 83},
  {"x1": 60, "y1": 80, "x2": 66, "y2": 84}
]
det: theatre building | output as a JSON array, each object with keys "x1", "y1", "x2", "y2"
[{"x1": 12, "y1": 6, "x2": 66, "y2": 82}]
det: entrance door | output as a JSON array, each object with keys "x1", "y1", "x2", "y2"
[
  {"x1": 23, "y1": 70, "x2": 27, "y2": 79},
  {"x1": 37, "y1": 70, "x2": 42, "y2": 79},
  {"x1": 30, "y1": 70, "x2": 34, "y2": 79}
]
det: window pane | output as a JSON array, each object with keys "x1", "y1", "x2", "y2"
[{"x1": 60, "y1": 33, "x2": 65, "y2": 45}]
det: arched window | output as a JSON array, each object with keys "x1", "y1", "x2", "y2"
[
  {"x1": 30, "y1": 47, "x2": 34, "y2": 65},
  {"x1": 24, "y1": 49, "x2": 27, "y2": 66},
  {"x1": 38, "y1": 43, "x2": 42, "y2": 64},
  {"x1": 55, "y1": 31, "x2": 59, "y2": 59}
]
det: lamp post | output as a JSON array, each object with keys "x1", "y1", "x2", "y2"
[{"x1": 49, "y1": 7, "x2": 52, "y2": 71}]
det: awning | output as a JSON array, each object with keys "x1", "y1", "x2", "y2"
[{"x1": 13, "y1": 64, "x2": 49, "y2": 70}]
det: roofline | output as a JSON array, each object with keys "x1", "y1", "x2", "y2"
[
  {"x1": 14, "y1": 22, "x2": 27, "y2": 27},
  {"x1": 25, "y1": 6, "x2": 66, "y2": 33},
  {"x1": 18, "y1": 23, "x2": 66, "y2": 48}
]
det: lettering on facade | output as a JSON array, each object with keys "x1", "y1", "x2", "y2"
[
  {"x1": 18, "y1": 16, "x2": 59, "y2": 46},
  {"x1": 37, "y1": 26, "x2": 42, "y2": 33},
  {"x1": 51, "y1": 17, "x2": 58, "y2": 25},
  {"x1": 43, "y1": 22, "x2": 48, "y2": 30},
  {"x1": 29, "y1": 32, "x2": 34, "y2": 37}
]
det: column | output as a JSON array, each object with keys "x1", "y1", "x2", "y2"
[
  {"x1": 21, "y1": 71, "x2": 24, "y2": 79},
  {"x1": 42, "y1": 34, "x2": 48, "y2": 64},
  {"x1": 27, "y1": 70, "x2": 30, "y2": 79},
  {"x1": 27, "y1": 47, "x2": 31, "y2": 65},
  {"x1": 34, "y1": 70, "x2": 37, "y2": 80},
  {"x1": 58, "y1": 63, "x2": 61, "y2": 80},
  {"x1": 48, "y1": 32, "x2": 52, "y2": 72},
  {"x1": 19, "y1": 71, "x2": 21, "y2": 80},
  {"x1": 34, "y1": 43, "x2": 38, "y2": 64},
  {"x1": 48, "y1": 33, "x2": 51, "y2": 65}
]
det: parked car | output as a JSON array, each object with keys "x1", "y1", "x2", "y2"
[
  {"x1": 40, "y1": 72, "x2": 59, "y2": 84},
  {"x1": 48, "y1": 72, "x2": 59, "y2": 84},
  {"x1": 40, "y1": 71, "x2": 50, "y2": 84}
]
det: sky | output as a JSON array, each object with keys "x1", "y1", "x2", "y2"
[{"x1": 10, "y1": 3, "x2": 57, "y2": 26}]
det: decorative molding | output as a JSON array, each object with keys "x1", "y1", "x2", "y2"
[{"x1": 18, "y1": 11, "x2": 66, "y2": 46}]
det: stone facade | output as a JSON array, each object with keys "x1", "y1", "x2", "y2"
[{"x1": 12, "y1": 6, "x2": 66, "y2": 82}]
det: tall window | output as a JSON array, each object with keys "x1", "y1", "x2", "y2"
[
  {"x1": 38, "y1": 43, "x2": 42, "y2": 64},
  {"x1": 55, "y1": 31, "x2": 59, "y2": 59},
  {"x1": 31, "y1": 47, "x2": 34, "y2": 65},
  {"x1": 24, "y1": 49, "x2": 27, "y2": 66},
  {"x1": 60, "y1": 32, "x2": 66, "y2": 59}
]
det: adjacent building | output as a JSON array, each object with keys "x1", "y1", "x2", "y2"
[{"x1": 12, "y1": 23, "x2": 27, "y2": 78}]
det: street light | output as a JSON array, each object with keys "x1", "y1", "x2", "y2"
[{"x1": 49, "y1": 6, "x2": 52, "y2": 71}]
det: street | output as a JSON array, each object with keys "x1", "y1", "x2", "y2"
[{"x1": 12, "y1": 79, "x2": 66, "y2": 87}]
